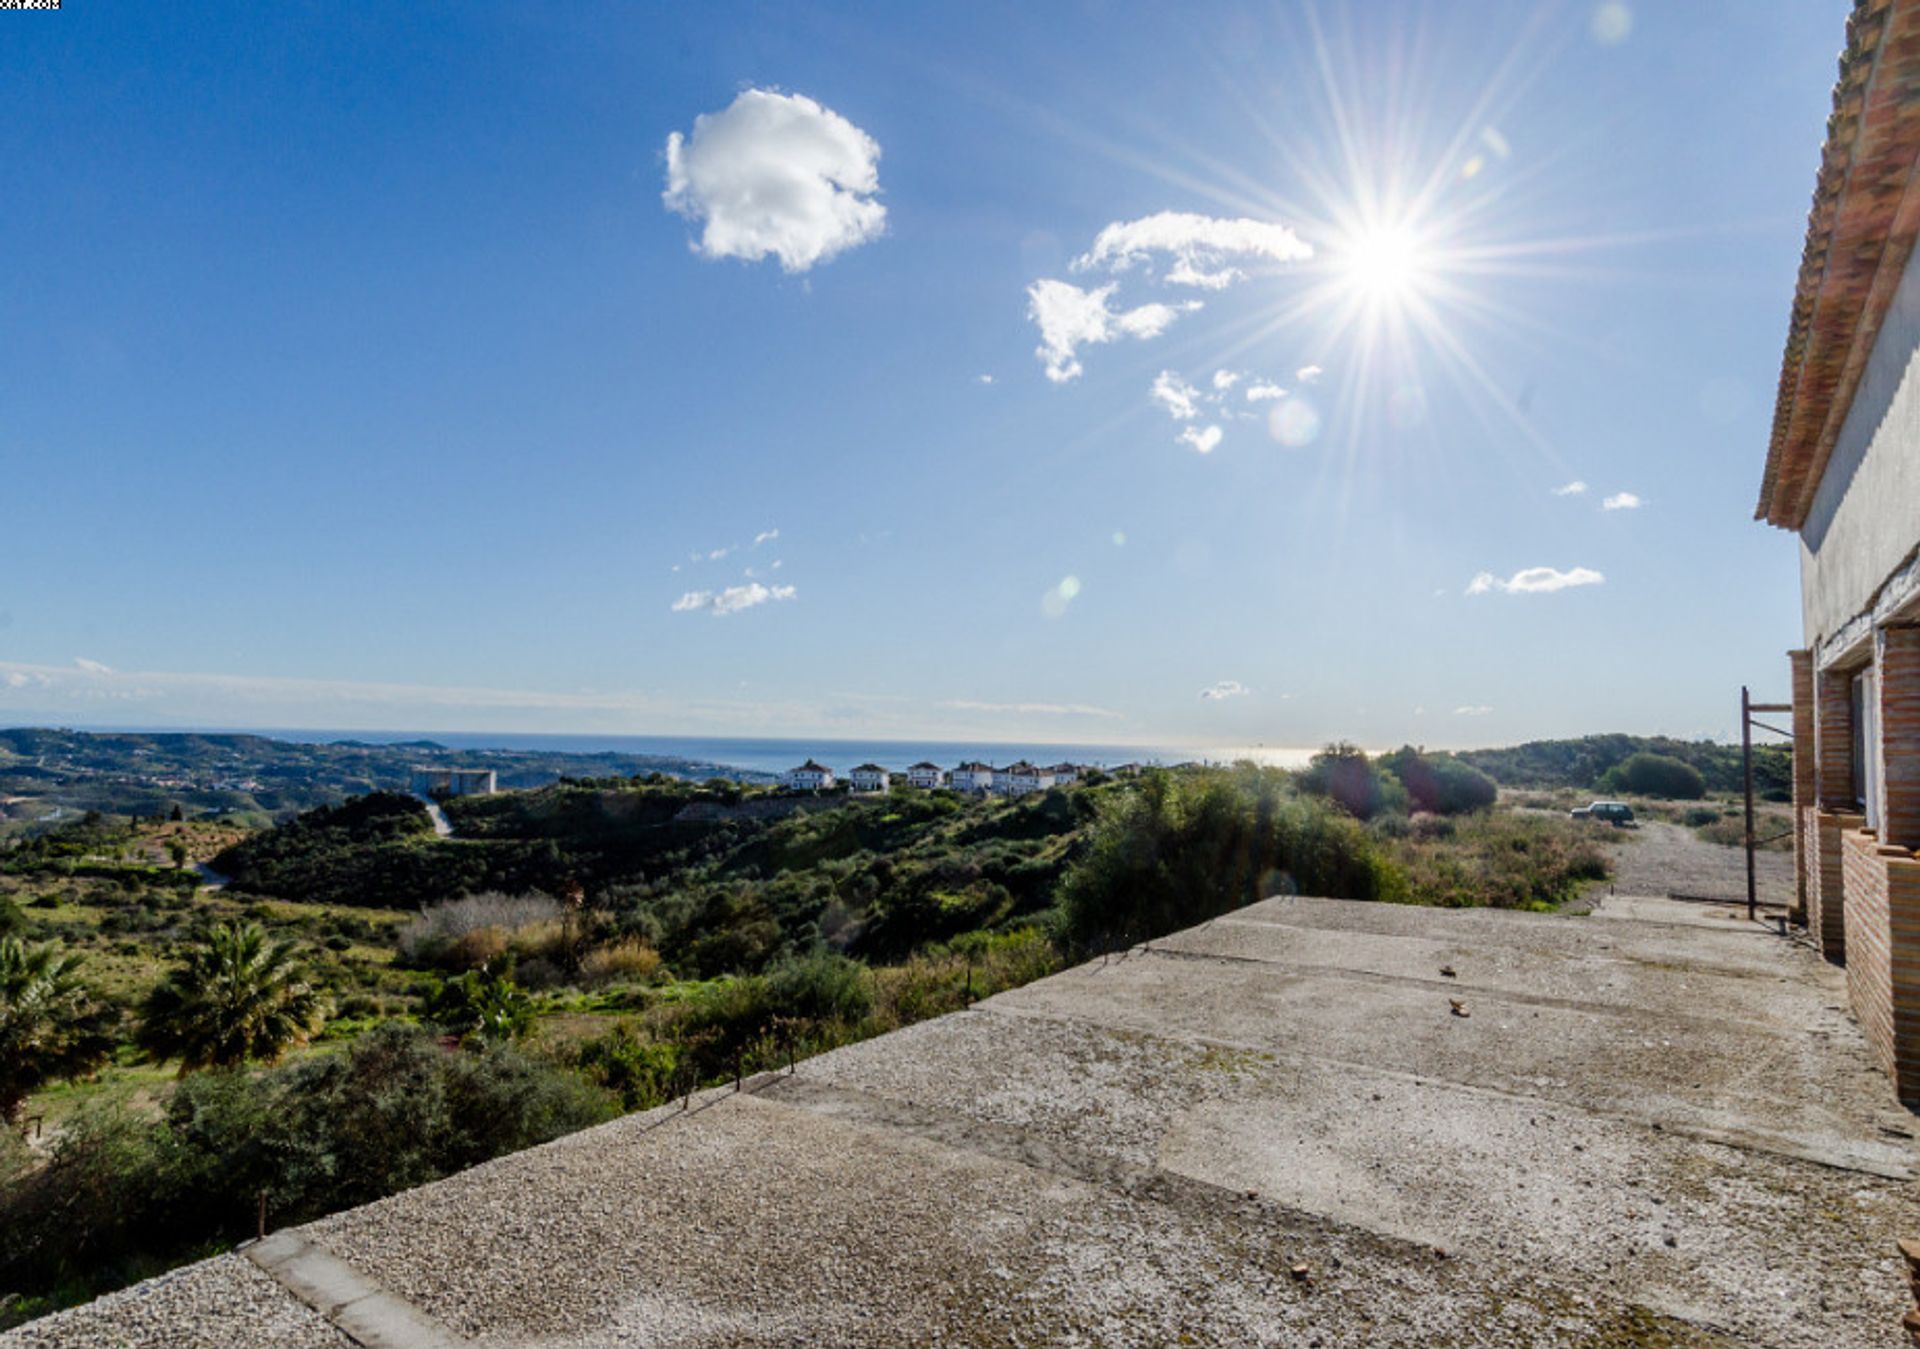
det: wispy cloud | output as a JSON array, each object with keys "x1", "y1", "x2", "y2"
[
  {"x1": 1027, "y1": 279, "x2": 1198, "y2": 383},
  {"x1": 670, "y1": 582, "x2": 797, "y2": 616},
  {"x1": 74, "y1": 657, "x2": 113, "y2": 674},
  {"x1": 663, "y1": 89, "x2": 884, "y2": 273},
  {"x1": 1200, "y1": 680, "x2": 1249, "y2": 700},
  {"x1": 1601, "y1": 491, "x2": 1642, "y2": 511},
  {"x1": 1178, "y1": 425, "x2": 1222, "y2": 454},
  {"x1": 1296, "y1": 364, "x2": 1324, "y2": 385},
  {"x1": 1552, "y1": 480, "x2": 1588, "y2": 496},
  {"x1": 976, "y1": 374, "x2": 995, "y2": 385},
  {"x1": 752, "y1": 528, "x2": 779, "y2": 546},
  {"x1": 939, "y1": 698, "x2": 1122, "y2": 720},
  {"x1": 1073, "y1": 211, "x2": 1313, "y2": 290},
  {"x1": 1466, "y1": 566, "x2": 1604, "y2": 595},
  {"x1": 1149, "y1": 370, "x2": 1202, "y2": 420},
  {"x1": 1452, "y1": 705, "x2": 1494, "y2": 716}
]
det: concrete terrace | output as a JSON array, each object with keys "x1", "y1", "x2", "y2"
[{"x1": 11, "y1": 879, "x2": 1920, "y2": 1345}]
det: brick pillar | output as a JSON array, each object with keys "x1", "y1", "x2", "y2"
[
  {"x1": 1817, "y1": 664, "x2": 1855, "y2": 808},
  {"x1": 1881, "y1": 626, "x2": 1920, "y2": 851},
  {"x1": 1791, "y1": 649, "x2": 1815, "y2": 921}
]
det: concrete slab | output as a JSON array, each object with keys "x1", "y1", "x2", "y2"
[{"x1": 9, "y1": 887, "x2": 1915, "y2": 1347}]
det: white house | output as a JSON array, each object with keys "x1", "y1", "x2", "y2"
[
  {"x1": 1048, "y1": 762, "x2": 1080, "y2": 785},
  {"x1": 848, "y1": 763, "x2": 891, "y2": 794},
  {"x1": 781, "y1": 759, "x2": 836, "y2": 791},
  {"x1": 906, "y1": 761, "x2": 946, "y2": 790},
  {"x1": 993, "y1": 761, "x2": 1056, "y2": 797},
  {"x1": 950, "y1": 761, "x2": 995, "y2": 794}
]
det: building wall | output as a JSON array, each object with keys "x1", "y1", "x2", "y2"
[
  {"x1": 1840, "y1": 828, "x2": 1920, "y2": 1105},
  {"x1": 1800, "y1": 246, "x2": 1920, "y2": 649},
  {"x1": 1804, "y1": 809, "x2": 1861, "y2": 961}
]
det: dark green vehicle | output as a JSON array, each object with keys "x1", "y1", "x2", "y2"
[{"x1": 1570, "y1": 800, "x2": 1636, "y2": 827}]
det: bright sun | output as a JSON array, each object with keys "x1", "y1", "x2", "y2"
[{"x1": 1341, "y1": 224, "x2": 1425, "y2": 302}]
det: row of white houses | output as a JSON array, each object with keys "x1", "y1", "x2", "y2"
[{"x1": 780, "y1": 758, "x2": 1084, "y2": 797}]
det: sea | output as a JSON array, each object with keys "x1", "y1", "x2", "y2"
[{"x1": 103, "y1": 728, "x2": 1319, "y2": 778}]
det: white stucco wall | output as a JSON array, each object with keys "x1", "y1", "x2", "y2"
[{"x1": 1800, "y1": 243, "x2": 1920, "y2": 652}]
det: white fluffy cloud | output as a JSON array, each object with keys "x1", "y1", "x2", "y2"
[
  {"x1": 671, "y1": 582, "x2": 797, "y2": 616},
  {"x1": 663, "y1": 89, "x2": 885, "y2": 273},
  {"x1": 1602, "y1": 491, "x2": 1642, "y2": 511},
  {"x1": 1149, "y1": 370, "x2": 1202, "y2": 420},
  {"x1": 1074, "y1": 211, "x2": 1313, "y2": 289},
  {"x1": 1552, "y1": 480, "x2": 1589, "y2": 496},
  {"x1": 1296, "y1": 364, "x2": 1324, "y2": 385},
  {"x1": 1026, "y1": 279, "x2": 1198, "y2": 383},
  {"x1": 1466, "y1": 566, "x2": 1605, "y2": 595},
  {"x1": 1179, "y1": 425, "x2": 1223, "y2": 454},
  {"x1": 1211, "y1": 369, "x2": 1240, "y2": 391},
  {"x1": 1245, "y1": 381, "x2": 1286, "y2": 402},
  {"x1": 1200, "y1": 680, "x2": 1249, "y2": 700},
  {"x1": 753, "y1": 528, "x2": 779, "y2": 546}
]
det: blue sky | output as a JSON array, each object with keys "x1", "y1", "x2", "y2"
[{"x1": 0, "y1": 1, "x2": 1843, "y2": 749}]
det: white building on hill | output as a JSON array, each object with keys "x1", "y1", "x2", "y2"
[
  {"x1": 781, "y1": 760, "x2": 836, "y2": 791},
  {"x1": 950, "y1": 761, "x2": 994, "y2": 794},
  {"x1": 849, "y1": 763, "x2": 891, "y2": 793},
  {"x1": 906, "y1": 761, "x2": 946, "y2": 789},
  {"x1": 993, "y1": 761, "x2": 1056, "y2": 797}
]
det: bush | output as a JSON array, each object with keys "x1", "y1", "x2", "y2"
[
  {"x1": 1058, "y1": 767, "x2": 1402, "y2": 948},
  {"x1": 1379, "y1": 749, "x2": 1498, "y2": 815},
  {"x1": 0, "y1": 1026, "x2": 614, "y2": 1322},
  {"x1": 1605, "y1": 753, "x2": 1707, "y2": 800},
  {"x1": 1295, "y1": 744, "x2": 1407, "y2": 821},
  {"x1": 1390, "y1": 813, "x2": 1608, "y2": 910},
  {"x1": 398, "y1": 893, "x2": 562, "y2": 969},
  {"x1": 763, "y1": 950, "x2": 872, "y2": 1025},
  {"x1": 425, "y1": 964, "x2": 534, "y2": 1043},
  {"x1": 578, "y1": 938, "x2": 663, "y2": 987}
]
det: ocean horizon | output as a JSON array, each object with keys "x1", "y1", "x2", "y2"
[{"x1": 44, "y1": 725, "x2": 1322, "y2": 778}]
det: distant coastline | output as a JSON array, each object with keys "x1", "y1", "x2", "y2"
[{"x1": 46, "y1": 726, "x2": 1321, "y2": 778}]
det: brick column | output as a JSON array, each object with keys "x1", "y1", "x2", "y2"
[
  {"x1": 1791, "y1": 649, "x2": 1815, "y2": 921},
  {"x1": 1880, "y1": 626, "x2": 1920, "y2": 851},
  {"x1": 1817, "y1": 664, "x2": 1855, "y2": 808}
]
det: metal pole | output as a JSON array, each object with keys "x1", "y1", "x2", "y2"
[{"x1": 1743, "y1": 685, "x2": 1757, "y2": 922}]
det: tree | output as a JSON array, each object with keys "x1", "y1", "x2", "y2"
[
  {"x1": 0, "y1": 938, "x2": 118, "y2": 1125},
  {"x1": 138, "y1": 922, "x2": 328, "y2": 1073},
  {"x1": 167, "y1": 841, "x2": 189, "y2": 871}
]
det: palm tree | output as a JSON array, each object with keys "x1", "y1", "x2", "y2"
[
  {"x1": 0, "y1": 938, "x2": 118, "y2": 1126},
  {"x1": 138, "y1": 922, "x2": 328, "y2": 1073}
]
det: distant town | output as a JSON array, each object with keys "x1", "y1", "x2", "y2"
[{"x1": 779, "y1": 758, "x2": 1104, "y2": 796}]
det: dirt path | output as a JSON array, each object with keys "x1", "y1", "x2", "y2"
[{"x1": 1603, "y1": 819, "x2": 1794, "y2": 907}]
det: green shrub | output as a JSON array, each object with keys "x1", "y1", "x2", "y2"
[
  {"x1": 1058, "y1": 768, "x2": 1401, "y2": 948},
  {"x1": 1295, "y1": 744, "x2": 1408, "y2": 821},
  {"x1": 0, "y1": 1025, "x2": 614, "y2": 1323},
  {"x1": 425, "y1": 964, "x2": 533, "y2": 1043},
  {"x1": 1378, "y1": 748, "x2": 1498, "y2": 815},
  {"x1": 1604, "y1": 753, "x2": 1707, "y2": 800}
]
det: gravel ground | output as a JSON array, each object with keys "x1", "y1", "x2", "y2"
[
  {"x1": 1602, "y1": 820, "x2": 1795, "y2": 906},
  {"x1": 3, "y1": 1253, "x2": 349, "y2": 1349}
]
